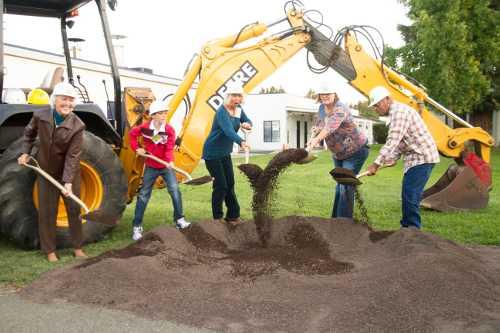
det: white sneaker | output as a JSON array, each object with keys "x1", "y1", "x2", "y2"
[
  {"x1": 176, "y1": 217, "x2": 191, "y2": 230},
  {"x1": 132, "y1": 226, "x2": 143, "y2": 241}
]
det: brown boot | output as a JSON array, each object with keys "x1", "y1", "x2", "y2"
[
  {"x1": 226, "y1": 218, "x2": 244, "y2": 226},
  {"x1": 47, "y1": 252, "x2": 58, "y2": 262},
  {"x1": 74, "y1": 249, "x2": 88, "y2": 259}
]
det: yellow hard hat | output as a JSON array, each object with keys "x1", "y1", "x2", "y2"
[{"x1": 27, "y1": 88, "x2": 50, "y2": 105}]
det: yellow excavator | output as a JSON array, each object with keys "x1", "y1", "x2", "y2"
[
  {"x1": 0, "y1": 1, "x2": 493, "y2": 249},
  {"x1": 159, "y1": 3, "x2": 494, "y2": 213}
]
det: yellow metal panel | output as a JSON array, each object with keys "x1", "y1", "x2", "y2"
[{"x1": 120, "y1": 87, "x2": 155, "y2": 202}]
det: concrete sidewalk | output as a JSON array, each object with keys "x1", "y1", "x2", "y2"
[{"x1": 0, "y1": 286, "x2": 212, "y2": 333}]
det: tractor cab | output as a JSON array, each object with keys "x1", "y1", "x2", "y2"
[{"x1": 0, "y1": 0, "x2": 123, "y2": 153}]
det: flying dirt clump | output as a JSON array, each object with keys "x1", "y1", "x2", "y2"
[{"x1": 238, "y1": 148, "x2": 308, "y2": 246}]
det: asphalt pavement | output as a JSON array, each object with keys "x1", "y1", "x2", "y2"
[{"x1": 0, "y1": 285, "x2": 213, "y2": 333}]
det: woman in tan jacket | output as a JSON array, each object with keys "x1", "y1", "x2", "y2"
[{"x1": 18, "y1": 82, "x2": 87, "y2": 262}]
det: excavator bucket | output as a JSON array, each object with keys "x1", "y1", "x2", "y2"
[{"x1": 421, "y1": 153, "x2": 491, "y2": 212}]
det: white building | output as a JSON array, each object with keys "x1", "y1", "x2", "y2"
[{"x1": 242, "y1": 93, "x2": 376, "y2": 152}]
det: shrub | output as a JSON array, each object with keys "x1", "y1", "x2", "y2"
[{"x1": 373, "y1": 123, "x2": 388, "y2": 144}]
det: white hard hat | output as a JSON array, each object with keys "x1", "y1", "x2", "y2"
[
  {"x1": 316, "y1": 82, "x2": 336, "y2": 94},
  {"x1": 52, "y1": 82, "x2": 78, "y2": 99},
  {"x1": 368, "y1": 86, "x2": 390, "y2": 107},
  {"x1": 2, "y1": 88, "x2": 27, "y2": 104},
  {"x1": 149, "y1": 100, "x2": 169, "y2": 115},
  {"x1": 225, "y1": 82, "x2": 245, "y2": 95}
]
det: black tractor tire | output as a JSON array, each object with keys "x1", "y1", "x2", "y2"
[{"x1": 0, "y1": 131, "x2": 128, "y2": 249}]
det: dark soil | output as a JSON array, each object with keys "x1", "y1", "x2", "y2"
[
  {"x1": 184, "y1": 175, "x2": 213, "y2": 186},
  {"x1": 354, "y1": 187, "x2": 370, "y2": 224},
  {"x1": 238, "y1": 149, "x2": 308, "y2": 246},
  {"x1": 21, "y1": 217, "x2": 500, "y2": 332}
]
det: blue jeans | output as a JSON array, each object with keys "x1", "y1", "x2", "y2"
[
  {"x1": 401, "y1": 163, "x2": 434, "y2": 229},
  {"x1": 132, "y1": 166, "x2": 183, "y2": 227},
  {"x1": 332, "y1": 145, "x2": 369, "y2": 218}
]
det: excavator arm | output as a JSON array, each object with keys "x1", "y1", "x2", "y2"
[
  {"x1": 166, "y1": 10, "x2": 311, "y2": 174},
  {"x1": 163, "y1": 7, "x2": 493, "y2": 212},
  {"x1": 339, "y1": 32, "x2": 493, "y2": 163}
]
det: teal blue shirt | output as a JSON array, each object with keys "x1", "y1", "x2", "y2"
[
  {"x1": 53, "y1": 110, "x2": 65, "y2": 127},
  {"x1": 202, "y1": 105, "x2": 252, "y2": 160}
]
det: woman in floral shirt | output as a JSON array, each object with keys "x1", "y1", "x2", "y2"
[{"x1": 309, "y1": 83, "x2": 369, "y2": 219}]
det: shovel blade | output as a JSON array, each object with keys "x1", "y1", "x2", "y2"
[
  {"x1": 330, "y1": 167, "x2": 356, "y2": 179},
  {"x1": 329, "y1": 167, "x2": 362, "y2": 185},
  {"x1": 295, "y1": 154, "x2": 317, "y2": 165},
  {"x1": 81, "y1": 210, "x2": 119, "y2": 226},
  {"x1": 334, "y1": 177, "x2": 362, "y2": 186},
  {"x1": 182, "y1": 175, "x2": 213, "y2": 186}
]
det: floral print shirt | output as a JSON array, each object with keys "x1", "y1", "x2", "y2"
[{"x1": 315, "y1": 101, "x2": 367, "y2": 160}]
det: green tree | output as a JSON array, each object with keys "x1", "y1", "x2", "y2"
[
  {"x1": 258, "y1": 86, "x2": 286, "y2": 94},
  {"x1": 386, "y1": 0, "x2": 499, "y2": 115},
  {"x1": 350, "y1": 101, "x2": 379, "y2": 120}
]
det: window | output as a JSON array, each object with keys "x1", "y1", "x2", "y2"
[{"x1": 263, "y1": 120, "x2": 280, "y2": 142}]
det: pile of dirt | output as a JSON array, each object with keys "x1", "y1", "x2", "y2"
[
  {"x1": 22, "y1": 217, "x2": 500, "y2": 332},
  {"x1": 238, "y1": 148, "x2": 308, "y2": 246}
]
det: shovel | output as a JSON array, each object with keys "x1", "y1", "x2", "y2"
[
  {"x1": 296, "y1": 146, "x2": 317, "y2": 164},
  {"x1": 137, "y1": 151, "x2": 213, "y2": 186},
  {"x1": 23, "y1": 157, "x2": 117, "y2": 225},
  {"x1": 330, "y1": 165, "x2": 388, "y2": 186}
]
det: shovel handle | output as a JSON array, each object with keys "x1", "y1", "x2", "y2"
[
  {"x1": 244, "y1": 148, "x2": 250, "y2": 164},
  {"x1": 137, "y1": 151, "x2": 193, "y2": 181},
  {"x1": 357, "y1": 164, "x2": 389, "y2": 179},
  {"x1": 23, "y1": 158, "x2": 90, "y2": 213},
  {"x1": 242, "y1": 129, "x2": 251, "y2": 164},
  {"x1": 357, "y1": 170, "x2": 371, "y2": 179}
]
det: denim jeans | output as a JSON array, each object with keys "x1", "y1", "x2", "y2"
[
  {"x1": 332, "y1": 145, "x2": 370, "y2": 218},
  {"x1": 132, "y1": 166, "x2": 183, "y2": 227},
  {"x1": 401, "y1": 163, "x2": 434, "y2": 229},
  {"x1": 205, "y1": 155, "x2": 240, "y2": 220}
]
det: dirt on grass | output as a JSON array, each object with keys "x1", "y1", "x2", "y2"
[{"x1": 21, "y1": 217, "x2": 500, "y2": 332}]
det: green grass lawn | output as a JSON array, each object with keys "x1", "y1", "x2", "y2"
[{"x1": 1, "y1": 145, "x2": 499, "y2": 286}]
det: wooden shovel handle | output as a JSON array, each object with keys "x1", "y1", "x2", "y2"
[
  {"x1": 357, "y1": 170, "x2": 371, "y2": 179},
  {"x1": 136, "y1": 151, "x2": 193, "y2": 181},
  {"x1": 357, "y1": 164, "x2": 389, "y2": 179},
  {"x1": 244, "y1": 148, "x2": 250, "y2": 164},
  {"x1": 242, "y1": 129, "x2": 250, "y2": 164},
  {"x1": 23, "y1": 158, "x2": 90, "y2": 213}
]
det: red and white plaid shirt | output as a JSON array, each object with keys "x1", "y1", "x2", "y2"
[{"x1": 375, "y1": 101, "x2": 439, "y2": 173}]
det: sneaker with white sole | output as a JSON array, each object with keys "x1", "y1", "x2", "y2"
[
  {"x1": 132, "y1": 226, "x2": 143, "y2": 241},
  {"x1": 176, "y1": 217, "x2": 191, "y2": 230}
]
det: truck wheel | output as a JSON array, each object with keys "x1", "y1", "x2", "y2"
[{"x1": 0, "y1": 131, "x2": 128, "y2": 249}]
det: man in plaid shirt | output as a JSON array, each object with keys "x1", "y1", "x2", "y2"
[{"x1": 367, "y1": 86, "x2": 439, "y2": 229}]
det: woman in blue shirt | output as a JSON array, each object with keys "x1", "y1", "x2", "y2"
[{"x1": 202, "y1": 84, "x2": 252, "y2": 225}]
